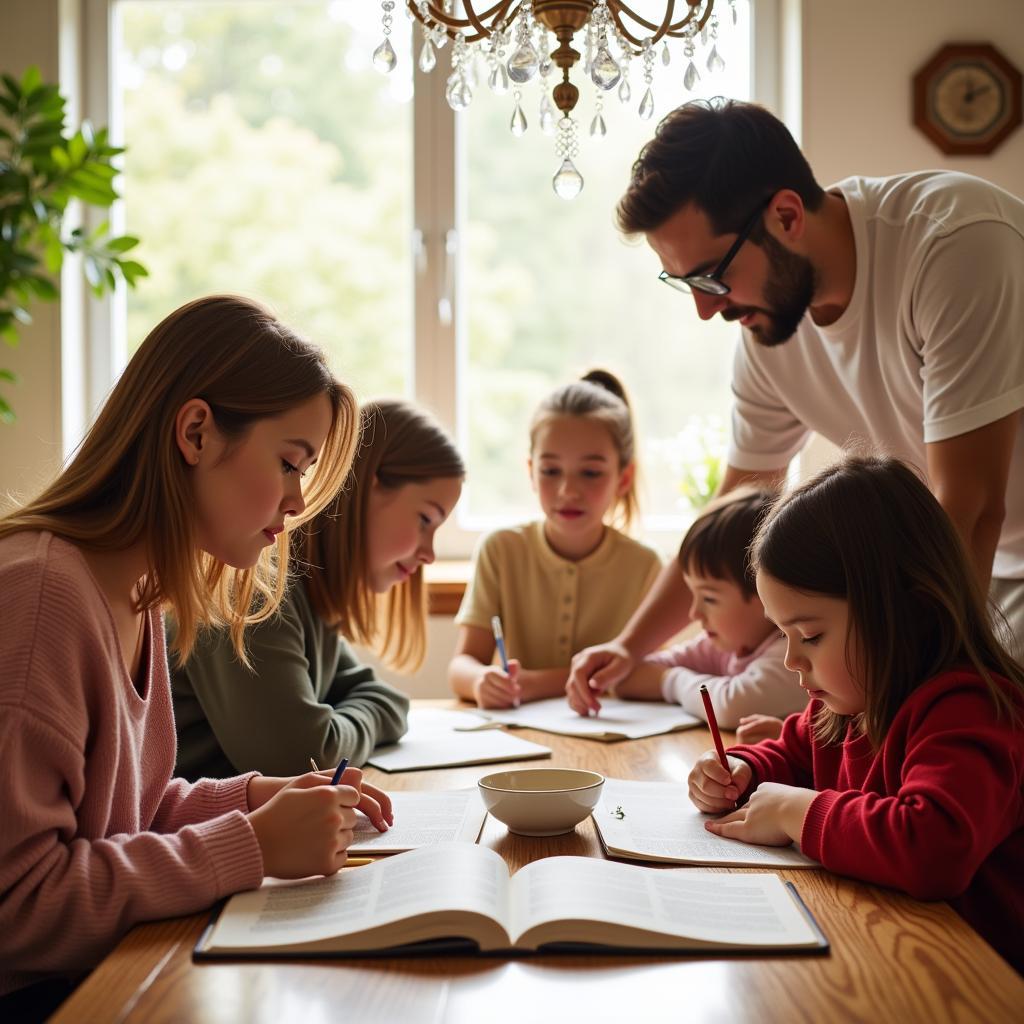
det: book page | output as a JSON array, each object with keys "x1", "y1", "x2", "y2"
[
  {"x1": 594, "y1": 779, "x2": 817, "y2": 868},
  {"x1": 474, "y1": 697, "x2": 700, "y2": 740},
  {"x1": 203, "y1": 843, "x2": 511, "y2": 953},
  {"x1": 509, "y1": 856, "x2": 819, "y2": 949},
  {"x1": 349, "y1": 789, "x2": 487, "y2": 854}
]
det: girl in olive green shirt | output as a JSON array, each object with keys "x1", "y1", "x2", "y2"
[{"x1": 173, "y1": 400, "x2": 464, "y2": 779}]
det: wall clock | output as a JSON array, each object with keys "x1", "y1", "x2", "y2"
[{"x1": 912, "y1": 43, "x2": 1022, "y2": 155}]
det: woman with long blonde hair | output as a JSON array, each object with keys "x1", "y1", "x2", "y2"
[
  {"x1": 0, "y1": 295, "x2": 392, "y2": 1018},
  {"x1": 173, "y1": 399, "x2": 464, "y2": 779}
]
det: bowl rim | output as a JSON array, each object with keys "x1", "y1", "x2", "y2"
[{"x1": 477, "y1": 768, "x2": 605, "y2": 795}]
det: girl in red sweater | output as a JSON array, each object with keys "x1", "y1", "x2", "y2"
[{"x1": 688, "y1": 454, "x2": 1024, "y2": 974}]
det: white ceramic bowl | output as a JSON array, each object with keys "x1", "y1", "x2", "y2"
[{"x1": 477, "y1": 768, "x2": 605, "y2": 837}]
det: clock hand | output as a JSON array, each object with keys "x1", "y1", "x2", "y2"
[{"x1": 964, "y1": 82, "x2": 993, "y2": 102}]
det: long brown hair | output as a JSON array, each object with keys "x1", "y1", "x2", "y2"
[
  {"x1": 751, "y1": 453, "x2": 1024, "y2": 747},
  {"x1": 529, "y1": 369, "x2": 640, "y2": 530},
  {"x1": 299, "y1": 399, "x2": 464, "y2": 672},
  {"x1": 0, "y1": 295, "x2": 359, "y2": 662}
]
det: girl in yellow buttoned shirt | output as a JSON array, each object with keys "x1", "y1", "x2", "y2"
[{"x1": 449, "y1": 370, "x2": 661, "y2": 708}]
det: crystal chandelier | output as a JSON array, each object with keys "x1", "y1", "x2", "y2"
[{"x1": 371, "y1": 1, "x2": 736, "y2": 199}]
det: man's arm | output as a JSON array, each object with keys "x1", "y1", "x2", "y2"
[{"x1": 926, "y1": 411, "x2": 1019, "y2": 591}]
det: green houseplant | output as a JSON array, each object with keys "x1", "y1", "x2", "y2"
[{"x1": 0, "y1": 65, "x2": 147, "y2": 422}]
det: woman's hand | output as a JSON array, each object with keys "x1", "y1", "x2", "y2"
[
  {"x1": 250, "y1": 767, "x2": 394, "y2": 832},
  {"x1": 247, "y1": 774, "x2": 360, "y2": 878},
  {"x1": 687, "y1": 750, "x2": 753, "y2": 813},
  {"x1": 703, "y1": 782, "x2": 816, "y2": 847}
]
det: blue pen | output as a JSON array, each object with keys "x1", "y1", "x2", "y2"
[
  {"x1": 491, "y1": 615, "x2": 519, "y2": 708},
  {"x1": 329, "y1": 756, "x2": 350, "y2": 786}
]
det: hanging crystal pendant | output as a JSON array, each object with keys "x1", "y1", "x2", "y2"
[
  {"x1": 701, "y1": 24, "x2": 709, "y2": 45},
  {"x1": 418, "y1": 39, "x2": 436, "y2": 73},
  {"x1": 539, "y1": 92, "x2": 556, "y2": 135},
  {"x1": 445, "y1": 73, "x2": 472, "y2": 111},
  {"x1": 590, "y1": 112, "x2": 607, "y2": 138},
  {"x1": 638, "y1": 86, "x2": 654, "y2": 120},
  {"x1": 684, "y1": 60, "x2": 700, "y2": 90},
  {"x1": 707, "y1": 45, "x2": 726, "y2": 73},
  {"x1": 552, "y1": 158, "x2": 583, "y2": 200},
  {"x1": 510, "y1": 99, "x2": 527, "y2": 136},
  {"x1": 489, "y1": 62, "x2": 510, "y2": 93},
  {"x1": 372, "y1": 38, "x2": 397, "y2": 74},
  {"x1": 590, "y1": 46, "x2": 621, "y2": 89},
  {"x1": 618, "y1": 77, "x2": 631, "y2": 103},
  {"x1": 507, "y1": 41, "x2": 540, "y2": 83},
  {"x1": 661, "y1": 41, "x2": 671, "y2": 66}
]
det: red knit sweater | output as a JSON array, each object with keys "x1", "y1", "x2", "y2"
[{"x1": 728, "y1": 670, "x2": 1024, "y2": 974}]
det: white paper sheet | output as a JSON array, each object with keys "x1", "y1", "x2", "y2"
[
  {"x1": 593, "y1": 778, "x2": 817, "y2": 868},
  {"x1": 368, "y1": 707, "x2": 552, "y2": 771},
  {"x1": 472, "y1": 696, "x2": 701, "y2": 740}
]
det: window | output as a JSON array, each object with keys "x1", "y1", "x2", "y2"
[{"x1": 97, "y1": 0, "x2": 759, "y2": 556}]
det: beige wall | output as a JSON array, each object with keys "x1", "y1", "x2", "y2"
[{"x1": 796, "y1": 0, "x2": 1024, "y2": 477}]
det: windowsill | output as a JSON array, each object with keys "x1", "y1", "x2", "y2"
[{"x1": 424, "y1": 560, "x2": 472, "y2": 616}]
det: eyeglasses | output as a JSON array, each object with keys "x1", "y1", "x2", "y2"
[{"x1": 658, "y1": 199, "x2": 769, "y2": 297}]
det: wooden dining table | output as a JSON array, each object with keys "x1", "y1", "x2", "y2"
[{"x1": 51, "y1": 701, "x2": 1023, "y2": 1024}]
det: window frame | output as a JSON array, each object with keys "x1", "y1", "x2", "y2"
[{"x1": 80, "y1": 0, "x2": 780, "y2": 560}]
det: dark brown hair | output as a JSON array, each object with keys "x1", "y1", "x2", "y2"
[
  {"x1": 299, "y1": 399, "x2": 464, "y2": 672},
  {"x1": 529, "y1": 369, "x2": 639, "y2": 529},
  {"x1": 678, "y1": 488, "x2": 776, "y2": 598},
  {"x1": 617, "y1": 97, "x2": 826, "y2": 237},
  {"x1": 751, "y1": 453, "x2": 1024, "y2": 747}
]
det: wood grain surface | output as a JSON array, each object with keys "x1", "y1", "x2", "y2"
[{"x1": 50, "y1": 701, "x2": 1024, "y2": 1024}]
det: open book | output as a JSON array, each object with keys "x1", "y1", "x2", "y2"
[
  {"x1": 470, "y1": 697, "x2": 701, "y2": 741},
  {"x1": 593, "y1": 778, "x2": 817, "y2": 868},
  {"x1": 195, "y1": 843, "x2": 827, "y2": 958}
]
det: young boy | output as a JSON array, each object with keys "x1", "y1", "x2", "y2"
[{"x1": 613, "y1": 490, "x2": 806, "y2": 739}]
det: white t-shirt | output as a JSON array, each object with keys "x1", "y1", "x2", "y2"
[{"x1": 728, "y1": 171, "x2": 1024, "y2": 578}]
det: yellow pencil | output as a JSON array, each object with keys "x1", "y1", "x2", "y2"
[{"x1": 343, "y1": 858, "x2": 374, "y2": 868}]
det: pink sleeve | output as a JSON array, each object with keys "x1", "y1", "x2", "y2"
[
  {"x1": 152, "y1": 773, "x2": 256, "y2": 832},
  {"x1": 727, "y1": 702, "x2": 817, "y2": 795},
  {"x1": 0, "y1": 712, "x2": 264, "y2": 979},
  {"x1": 801, "y1": 690, "x2": 1024, "y2": 900},
  {"x1": 654, "y1": 639, "x2": 805, "y2": 728},
  {"x1": 647, "y1": 634, "x2": 726, "y2": 672}
]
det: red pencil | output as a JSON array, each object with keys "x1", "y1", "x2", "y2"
[{"x1": 700, "y1": 684, "x2": 729, "y2": 772}]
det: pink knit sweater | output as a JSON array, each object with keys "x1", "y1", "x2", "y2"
[{"x1": 0, "y1": 531, "x2": 265, "y2": 996}]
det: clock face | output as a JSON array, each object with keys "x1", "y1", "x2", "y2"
[
  {"x1": 913, "y1": 44, "x2": 1023, "y2": 155},
  {"x1": 932, "y1": 62, "x2": 1004, "y2": 137}
]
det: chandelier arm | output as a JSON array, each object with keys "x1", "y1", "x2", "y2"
[
  {"x1": 610, "y1": 0, "x2": 709, "y2": 45},
  {"x1": 405, "y1": 0, "x2": 518, "y2": 42},
  {"x1": 462, "y1": 0, "x2": 525, "y2": 37}
]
